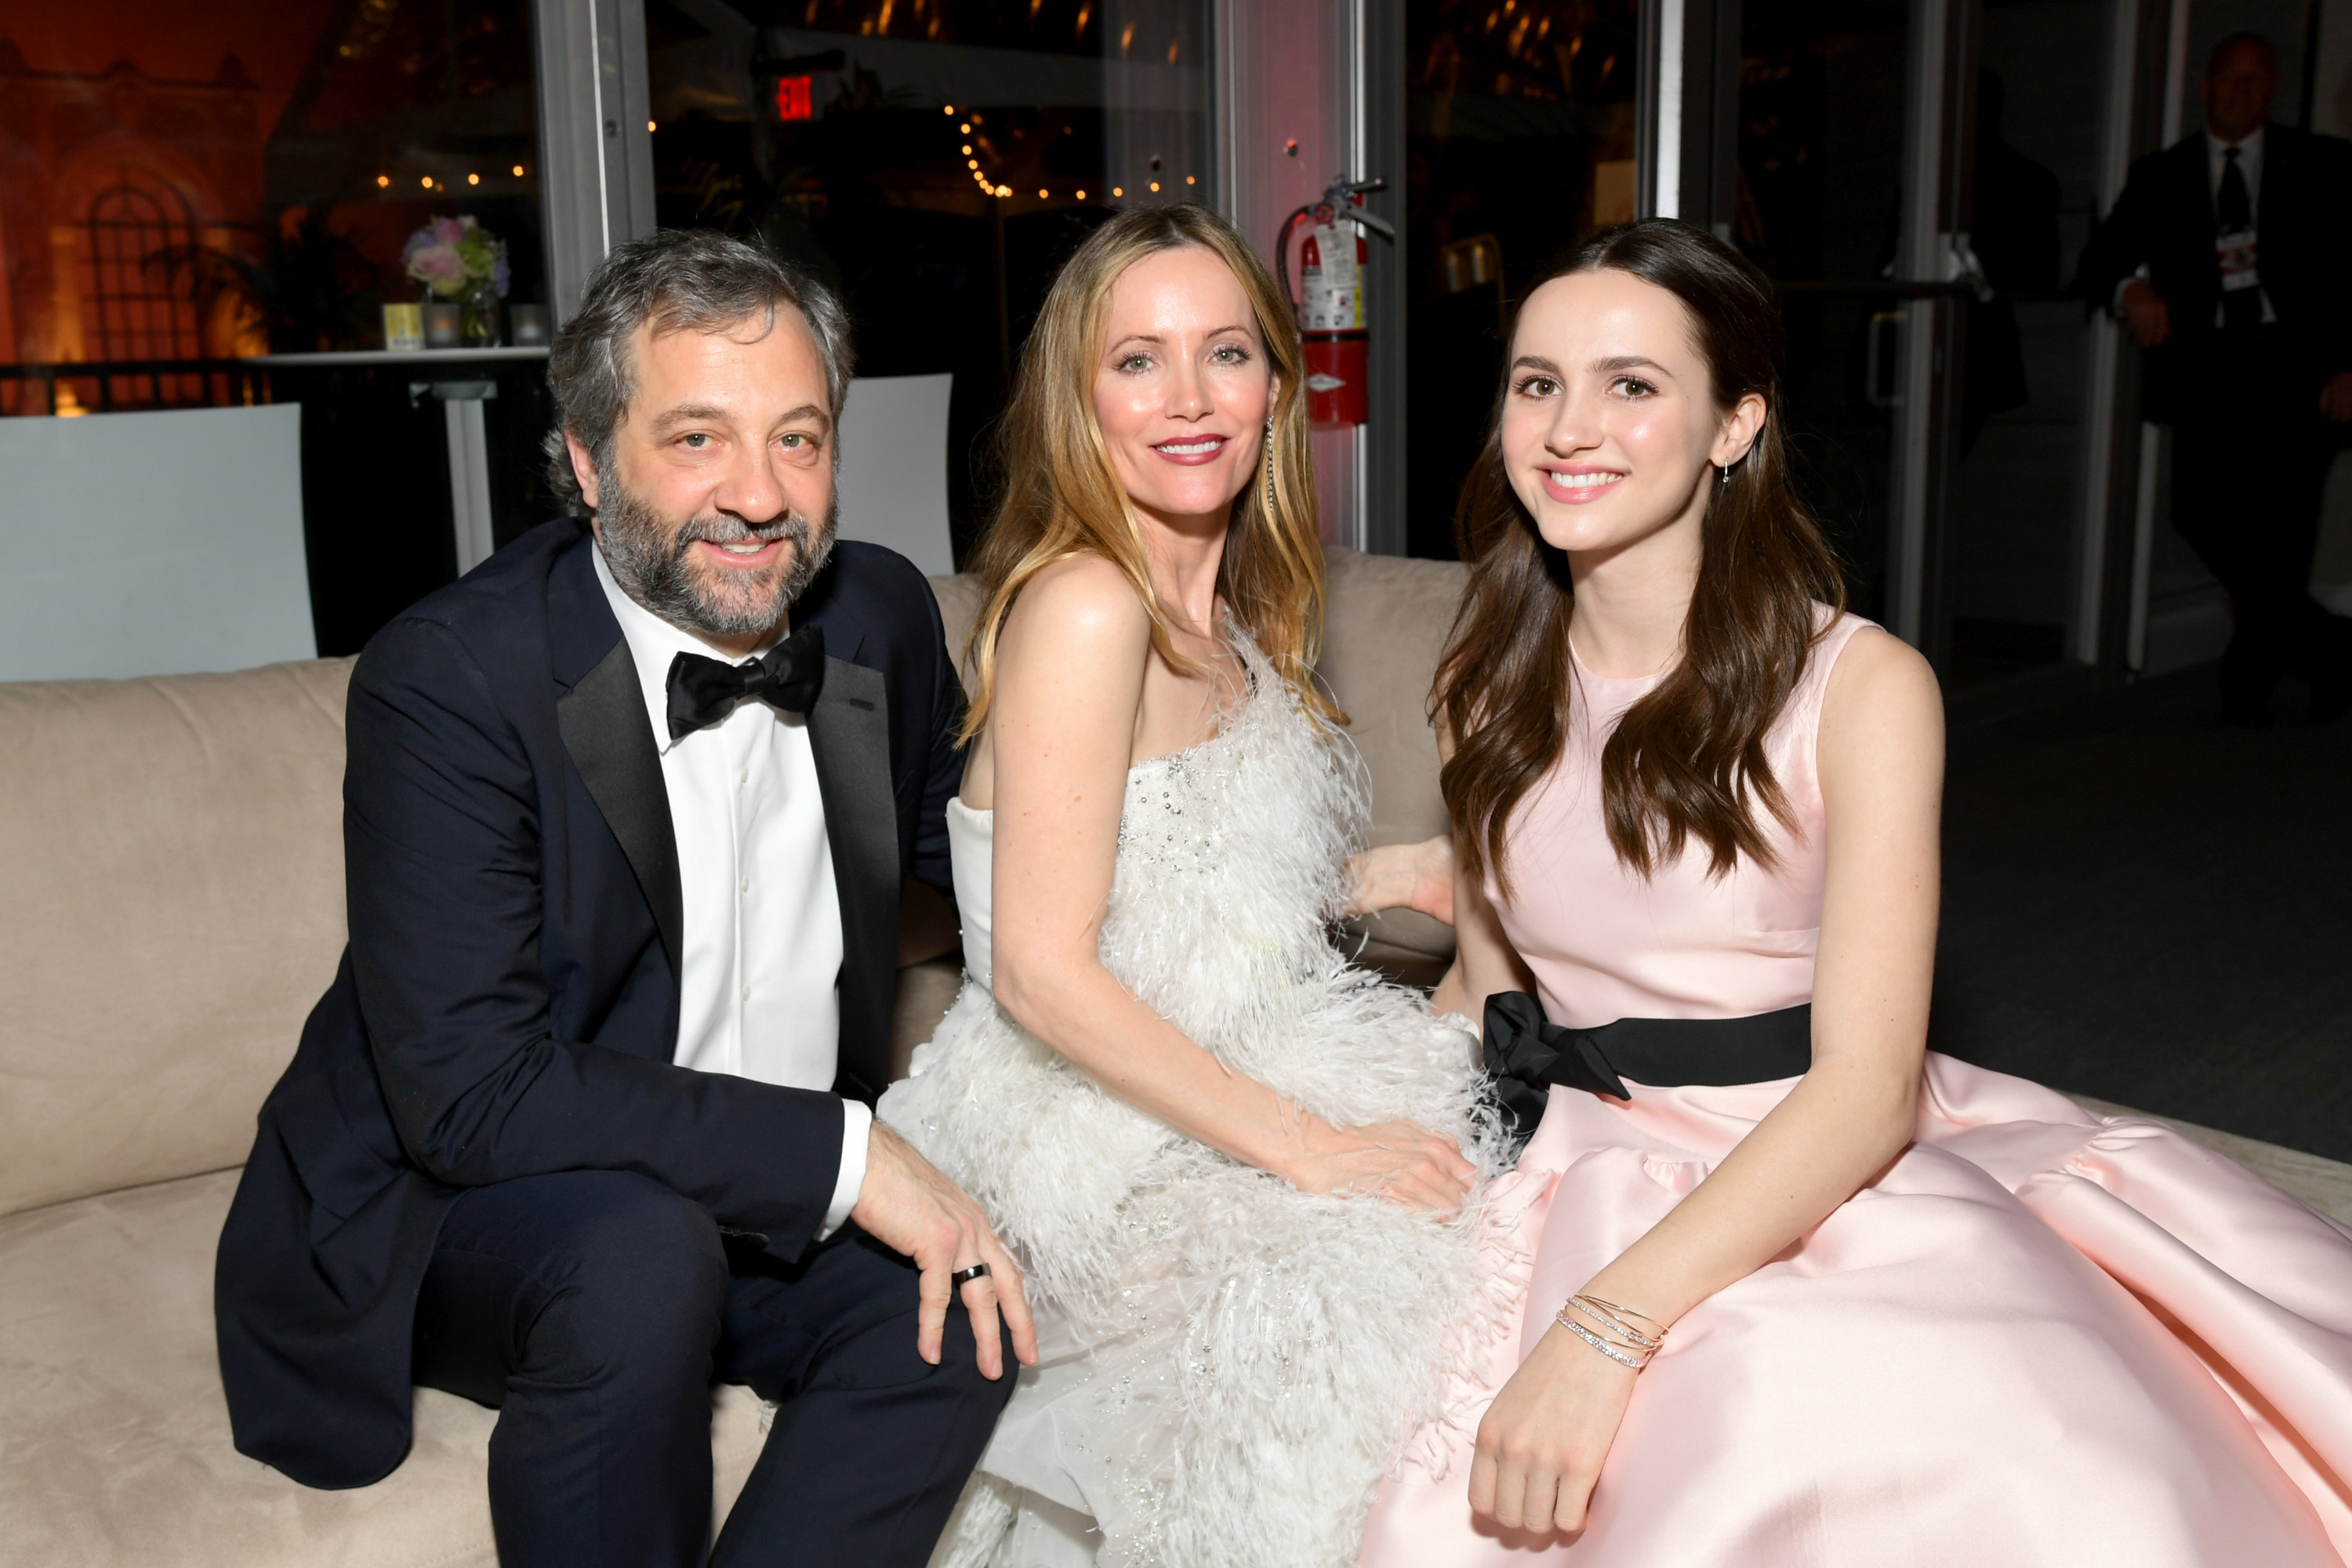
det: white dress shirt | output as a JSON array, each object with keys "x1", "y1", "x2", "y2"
[
  {"x1": 592, "y1": 546, "x2": 869, "y2": 1236},
  {"x1": 2207, "y1": 124, "x2": 2266, "y2": 220}
]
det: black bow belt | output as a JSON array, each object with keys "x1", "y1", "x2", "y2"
[{"x1": 1482, "y1": 992, "x2": 1813, "y2": 1144}]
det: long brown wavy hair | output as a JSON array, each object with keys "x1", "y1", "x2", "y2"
[
  {"x1": 1433, "y1": 221, "x2": 1845, "y2": 895},
  {"x1": 960, "y1": 204, "x2": 1338, "y2": 741}
]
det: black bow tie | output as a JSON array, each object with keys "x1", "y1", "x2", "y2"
[{"x1": 665, "y1": 625, "x2": 826, "y2": 741}]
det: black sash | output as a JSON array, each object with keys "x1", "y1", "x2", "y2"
[{"x1": 1483, "y1": 992, "x2": 1813, "y2": 1144}]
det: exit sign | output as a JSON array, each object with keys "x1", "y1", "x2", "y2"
[{"x1": 776, "y1": 75, "x2": 813, "y2": 121}]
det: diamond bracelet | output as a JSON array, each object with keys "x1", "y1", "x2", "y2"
[{"x1": 1553, "y1": 1310, "x2": 1653, "y2": 1370}]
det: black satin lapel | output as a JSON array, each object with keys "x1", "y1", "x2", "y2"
[
  {"x1": 808, "y1": 655, "x2": 898, "y2": 1104},
  {"x1": 557, "y1": 639, "x2": 684, "y2": 977}
]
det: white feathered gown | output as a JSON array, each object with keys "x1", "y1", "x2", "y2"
[{"x1": 878, "y1": 636, "x2": 1511, "y2": 1568}]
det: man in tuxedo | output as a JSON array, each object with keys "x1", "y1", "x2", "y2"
[
  {"x1": 214, "y1": 230, "x2": 1034, "y2": 1566},
  {"x1": 2078, "y1": 31, "x2": 2352, "y2": 724}
]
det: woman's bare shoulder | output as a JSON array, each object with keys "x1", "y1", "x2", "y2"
[
  {"x1": 1821, "y1": 623, "x2": 1940, "y2": 730},
  {"x1": 1817, "y1": 622, "x2": 1944, "y2": 798},
  {"x1": 1000, "y1": 552, "x2": 1152, "y2": 654}
]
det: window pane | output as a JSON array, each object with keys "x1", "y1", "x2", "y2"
[
  {"x1": 1402, "y1": 0, "x2": 1641, "y2": 558},
  {"x1": 645, "y1": 0, "x2": 1214, "y2": 562},
  {"x1": 2, "y1": 2, "x2": 555, "y2": 655},
  {"x1": 1734, "y1": 0, "x2": 1911, "y2": 621},
  {"x1": 2, "y1": 0, "x2": 547, "y2": 386}
]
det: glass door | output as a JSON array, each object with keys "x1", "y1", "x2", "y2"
[
  {"x1": 1737, "y1": 0, "x2": 1925, "y2": 626},
  {"x1": 641, "y1": 0, "x2": 1214, "y2": 567},
  {"x1": 1398, "y1": 0, "x2": 1643, "y2": 560}
]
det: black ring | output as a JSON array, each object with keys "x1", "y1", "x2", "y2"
[{"x1": 949, "y1": 1263, "x2": 991, "y2": 1288}]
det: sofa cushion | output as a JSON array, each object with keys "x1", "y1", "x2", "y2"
[
  {"x1": 1318, "y1": 546, "x2": 1467, "y2": 970},
  {"x1": 0, "y1": 1170, "x2": 765, "y2": 1565},
  {"x1": 0, "y1": 662, "x2": 356, "y2": 1218}
]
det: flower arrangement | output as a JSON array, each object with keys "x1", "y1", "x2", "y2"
[{"x1": 402, "y1": 216, "x2": 509, "y2": 302}]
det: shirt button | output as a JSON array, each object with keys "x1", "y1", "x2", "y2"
[
  {"x1": 740, "y1": 984, "x2": 751, "y2": 1000},
  {"x1": 740, "y1": 875, "x2": 750, "y2": 892}
]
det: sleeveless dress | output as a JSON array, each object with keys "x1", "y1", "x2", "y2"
[
  {"x1": 1359, "y1": 612, "x2": 2352, "y2": 1566},
  {"x1": 877, "y1": 633, "x2": 1514, "y2": 1568}
]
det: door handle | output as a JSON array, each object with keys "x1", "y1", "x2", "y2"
[{"x1": 1866, "y1": 309, "x2": 1905, "y2": 408}]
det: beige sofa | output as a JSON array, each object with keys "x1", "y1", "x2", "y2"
[
  {"x1": 20, "y1": 543, "x2": 2342, "y2": 1567},
  {"x1": 0, "y1": 546, "x2": 1465, "y2": 1566}
]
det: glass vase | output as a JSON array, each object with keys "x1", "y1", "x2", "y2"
[{"x1": 460, "y1": 286, "x2": 504, "y2": 347}]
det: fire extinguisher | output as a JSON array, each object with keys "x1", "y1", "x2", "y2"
[{"x1": 1279, "y1": 176, "x2": 1396, "y2": 428}]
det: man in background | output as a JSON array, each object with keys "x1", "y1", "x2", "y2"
[{"x1": 2078, "y1": 31, "x2": 2352, "y2": 724}]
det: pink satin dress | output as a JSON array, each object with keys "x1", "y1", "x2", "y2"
[{"x1": 1360, "y1": 612, "x2": 2352, "y2": 1566}]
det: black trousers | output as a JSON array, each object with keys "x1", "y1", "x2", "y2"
[
  {"x1": 411, "y1": 1169, "x2": 1014, "y2": 1568},
  {"x1": 2165, "y1": 330, "x2": 2350, "y2": 712}
]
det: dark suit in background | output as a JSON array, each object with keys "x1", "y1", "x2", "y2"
[
  {"x1": 213, "y1": 520, "x2": 1000, "y2": 1564},
  {"x1": 2078, "y1": 123, "x2": 2352, "y2": 716}
]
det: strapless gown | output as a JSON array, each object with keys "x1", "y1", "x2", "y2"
[
  {"x1": 1359, "y1": 611, "x2": 2352, "y2": 1566},
  {"x1": 878, "y1": 636, "x2": 1512, "y2": 1568}
]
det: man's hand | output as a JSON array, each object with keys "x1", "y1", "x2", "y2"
[
  {"x1": 850, "y1": 1122, "x2": 1038, "y2": 1379},
  {"x1": 2120, "y1": 280, "x2": 2171, "y2": 348},
  {"x1": 2320, "y1": 372, "x2": 2352, "y2": 423}
]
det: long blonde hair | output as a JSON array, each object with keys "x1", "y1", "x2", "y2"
[{"x1": 960, "y1": 203, "x2": 1338, "y2": 742}]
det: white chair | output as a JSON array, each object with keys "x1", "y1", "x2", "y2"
[
  {"x1": 0, "y1": 405, "x2": 315, "y2": 681},
  {"x1": 833, "y1": 372, "x2": 955, "y2": 576}
]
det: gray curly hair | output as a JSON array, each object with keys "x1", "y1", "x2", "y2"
[{"x1": 543, "y1": 230, "x2": 855, "y2": 513}]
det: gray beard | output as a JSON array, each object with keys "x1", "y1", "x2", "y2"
[{"x1": 594, "y1": 465, "x2": 837, "y2": 638}]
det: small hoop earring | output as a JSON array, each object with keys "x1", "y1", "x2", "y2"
[{"x1": 1264, "y1": 417, "x2": 1277, "y2": 517}]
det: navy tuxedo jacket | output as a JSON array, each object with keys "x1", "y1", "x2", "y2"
[
  {"x1": 2075, "y1": 124, "x2": 2352, "y2": 419},
  {"x1": 215, "y1": 519, "x2": 965, "y2": 1489}
]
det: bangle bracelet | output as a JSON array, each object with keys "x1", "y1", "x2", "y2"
[
  {"x1": 1564, "y1": 1294, "x2": 1661, "y2": 1353},
  {"x1": 1554, "y1": 1310, "x2": 1652, "y2": 1370},
  {"x1": 1577, "y1": 1294, "x2": 1669, "y2": 1338}
]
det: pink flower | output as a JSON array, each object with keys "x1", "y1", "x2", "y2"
[
  {"x1": 412, "y1": 247, "x2": 465, "y2": 281},
  {"x1": 433, "y1": 216, "x2": 467, "y2": 245}
]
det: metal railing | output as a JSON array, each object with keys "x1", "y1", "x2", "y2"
[{"x1": 0, "y1": 360, "x2": 273, "y2": 418}]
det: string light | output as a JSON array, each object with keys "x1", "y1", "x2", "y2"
[
  {"x1": 420, "y1": 176, "x2": 432, "y2": 188},
  {"x1": 467, "y1": 172, "x2": 480, "y2": 184},
  {"x1": 512, "y1": 164, "x2": 525, "y2": 176},
  {"x1": 1038, "y1": 187, "x2": 1048, "y2": 198},
  {"x1": 1149, "y1": 181, "x2": 1160, "y2": 192},
  {"x1": 1076, "y1": 189, "x2": 1087, "y2": 199},
  {"x1": 943, "y1": 103, "x2": 956, "y2": 114},
  {"x1": 1185, "y1": 175, "x2": 1196, "y2": 185},
  {"x1": 376, "y1": 174, "x2": 390, "y2": 187},
  {"x1": 1112, "y1": 186, "x2": 1123, "y2": 196},
  {"x1": 647, "y1": 118, "x2": 657, "y2": 132}
]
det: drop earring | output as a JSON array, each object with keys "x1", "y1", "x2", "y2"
[
  {"x1": 1719, "y1": 462, "x2": 1733, "y2": 485},
  {"x1": 1264, "y1": 417, "x2": 1277, "y2": 517}
]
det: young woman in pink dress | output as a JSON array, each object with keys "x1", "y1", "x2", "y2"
[{"x1": 1358, "y1": 220, "x2": 2352, "y2": 1565}]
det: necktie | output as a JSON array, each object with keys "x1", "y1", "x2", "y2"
[
  {"x1": 664, "y1": 624, "x2": 826, "y2": 741},
  {"x1": 2218, "y1": 147, "x2": 2263, "y2": 329}
]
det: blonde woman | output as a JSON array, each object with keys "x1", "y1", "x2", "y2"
[{"x1": 877, "y1": 205, "x2": 1506, "y2": 1568}]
